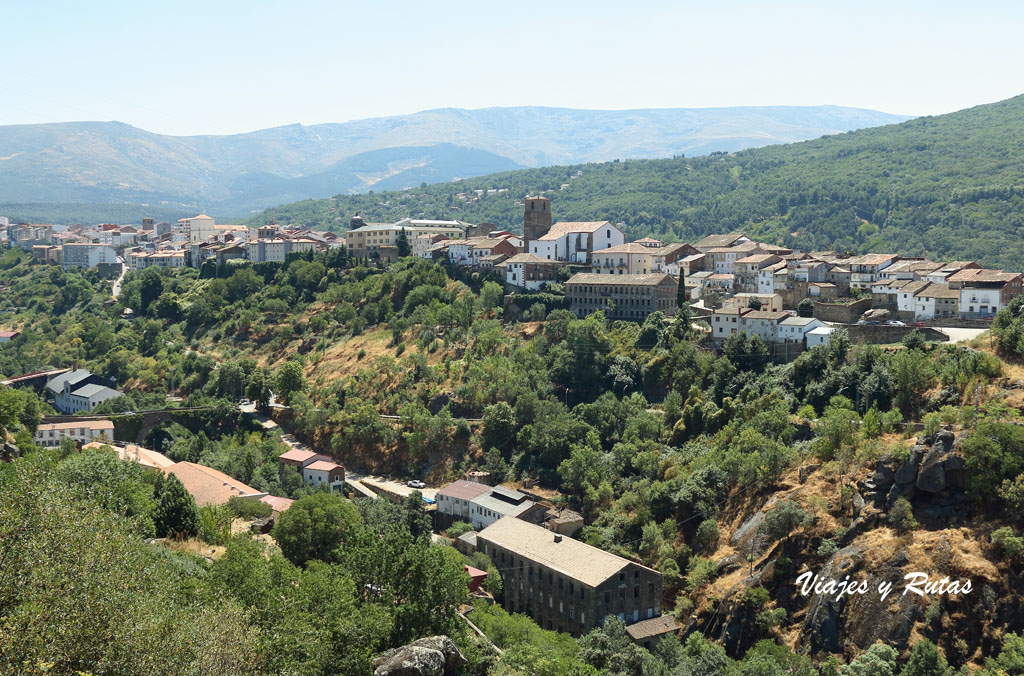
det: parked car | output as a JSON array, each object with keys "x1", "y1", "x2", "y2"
[
  {"x1": 406, "y1": 479, "x2": 426, "y2": 489},
  {"x1": 912, "y1": 322, "x2": 925, "y2": 327},
  {"x1": 887, "y1": 320, "x2": 906, "y2": 326}
]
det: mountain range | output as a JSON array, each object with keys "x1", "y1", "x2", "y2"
[
  {"x1": 251, "y1": 94, "x2": 1024, "y2": 271},
  {"x1": 0, "y1": 105, "x2": 909, "y2": 217}
]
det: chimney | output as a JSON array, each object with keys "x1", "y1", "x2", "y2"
[{"x1": 553, "y1": 533, "x2": 562, "y2": 543}]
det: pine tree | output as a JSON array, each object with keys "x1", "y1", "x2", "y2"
[{"x1": 396, "y1": 227, "x2": 411, "y2": 257}]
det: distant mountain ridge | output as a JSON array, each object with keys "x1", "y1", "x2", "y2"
[
  {"x1": 0, "y1": 105, "x2": 909, "y2": 216},
  {"x1": 249, "y1": 94, "x2": 1024, "y2": 271}
]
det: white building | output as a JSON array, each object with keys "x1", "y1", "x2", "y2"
[
  {"x1": 778, "y1": 316, "x2": 826, "y2": 343},
  {"x1": 34, "y1": 420, "x2": 115, "y2": 448},
  {"x1": 529, "y1": 221, "x2": 624, "y2": 264},
  {"x1": 179, "y1": 214, "x2": 217, "y2": 244},
  {"x1": 807, "y1": 326, "x2": 836, "y2": 348},
  {"x1": 62, "y1": 243, "x2": 118, "y2": 269},
  {"x1": 301, "y1": 460, "x2": 345, "y2": 492},
  {"x1": 504, "y1": 253, "x2": 560, "y2": 291},
  {"x1": 437, "y1": 479, "x2": 492, "y2": 523}
]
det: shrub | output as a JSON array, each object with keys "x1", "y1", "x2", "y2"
[
  {"x1": 445, "y1": 521, "x2": 474, "y2": 539},
  {"x1": 888, "y1": 497, "x2": 918, "y2": 532},
  {"x1": 686, "y1": 557, "x2": 716, "y2": 591},
  {"x1": 226, "y1": 496, "x2": 272, "y2": 520},
  {"x1": 991, "y1": 527, "x2": 1024, "y2": 559}
]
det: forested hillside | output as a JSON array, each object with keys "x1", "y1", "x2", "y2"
[
  {"x1": 252, "y1": 94, "x2": 1024, "y2": 270},
  {"x1": 4, "y1": 250, "x2": 1024, "y2": 674}
]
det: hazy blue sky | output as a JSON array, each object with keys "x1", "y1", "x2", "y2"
[{"x1": 2, "y1": 0, "x2": 1022, "y2": 135}]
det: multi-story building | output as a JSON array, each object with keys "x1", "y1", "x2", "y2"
[
  {"x1": 179, "y1": 214, "x2": 217, "y2": 244},
  {"x1": 566, "y1": 273, "x2": 678, "y2": 321},
  {"x1": 505, "y1": 253, "x2": 561, "y2": 291},
  {"x1": 436, "y1": 480, "x2": 492, "y2": 525},
  {"x1": 34, "y1": 420, "x2": 115, "y2": 448},
  {"x1": 949, "y1": 269, "x2": 1024, "y2": 318},
  {"x1": 847, "y1": 253, "x2": 898, "y2": 289},
  {"x1": 447, "y1": 235, "x2": 519, "y2": 266},
  {"x1": 346, "y1": 217, "x2": 468, "y2": 257},
  {"x1": 45, "y1": 369, "x2": 122, "y2": 414},
  {"x1": 734, "y1": 254, "x2": 782, "y2": 293},
  {"x1": 758, "y1": 261, "x2": 788, "y2": 295},
  {"x1": 467, "y1": 485, "x2": 548, "y2": 531},
  {"x1": 61, "y1": 243, "x2": 117, "y2": 270},
  {"x1": 530, "y1": 221, "x2": 625, "y2": 264},
  {"x1": 912, "y1": 283, "x2": 960, "y2": 320},
  {"x1": 478, "y1": 516, "x2": 664, "y2": 637},
  {"x1": 590, "y1": 242, "x2": 657, "y2": 275}
]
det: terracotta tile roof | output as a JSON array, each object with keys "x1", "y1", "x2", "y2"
[
  {"x1": 305, "y1": 460, "x2": 344, "y2": 472},
  {"x1": 259, "y1": 495, "x2": 294, "y2": 512},
  {"x1": 537, "y1": 221, "x2": 614, "y2": 241},
  {"x1": 278, "y1": 448, "x2": 322, "y2": 464},
  {"x1": 592, "y1": 242, "x2": 659, "y2": 255},
  {"x1": 38, "y1": 420, "x2": 114, "y2": 432},
  {"x1": 164, "y1": 462, "x2": 263, "y2": 507},
  {"x1": 919, "y1": 286, "x2": 960, "y2": 299},
  {"x1": 846, "y1": 253, "x2": 898, "y2": 266},
  {"x1": 505, "y1": 253, "x2": 557, "y2": 265}
]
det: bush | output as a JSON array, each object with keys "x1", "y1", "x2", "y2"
[
  {"x1": 226, "y1": 496, "x2": 272, "y2": 520},
  {"x1": 694, "y1": 518, "x2": 720, "y2": 551},
  {"x1": 445, "y1": 521, "x2": 474, "y2": 539},
  {"x1": 686, "y1": 557, "x2": 717, "y2": 591},
  {"x1": 991, "y1": 527, "x2": 1024, "y2": 559},
  {"x1": 759, "y1": 500, "x2": 812, "y2": 543},
  {"x1": 888, "y1": 497, "x2": 918, "y2": 532}
]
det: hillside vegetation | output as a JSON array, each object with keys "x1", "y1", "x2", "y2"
[
  {"x1": 253, "y1": 94, "x2": 1024, "y2": 270},
  {"x1": 3, "y1": 250, "x2": 1024, "y2": 673},
  {"x1": 0, "y1": 105, "x2": 905, "y2": 215}
]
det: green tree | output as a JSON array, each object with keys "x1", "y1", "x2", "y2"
[
  {"x1": 841, "y1": 642, "x2": 899, "y2": 676},
  {"x1": 272, "y1": 492, "x2": 361, "y2": 565},
  {"x1": 482, "y1": 401, "x2": 517, "y2": 454},
  {"x1": 245, "y1": 366, "x2": 273, "y2": 408},
  {"x1": 396, "y1": 227, "x2": 411, "y2": 257},
  {"x1": 274, "y1": 360, "x2": 307, "y2": 406},
  {"x1": 899, "y1": 640, "x2": 952, "y2": 676},
  {"x1": 153, "y1": 473, "x2": 200, "y2": 539}
]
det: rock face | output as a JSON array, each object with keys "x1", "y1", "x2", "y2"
[
  {"x1": 373, "y1": 636, "x2": 466, "y2": 676},
  {"x1": 801, "y1": 545, "x2": 865, "y2": 653}
]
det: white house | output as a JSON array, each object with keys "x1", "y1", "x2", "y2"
[
  {"x1": 301, "y1": 460, "x2": 345, "y2": 491},
  {"x1": 807, "y1": 326, "x2": 836, "y2": 348},
  {"x1": 778, "y1": 316, "x2": 826, "y2": 343},
  {"x1": 437, "y1": 479, "x2": 491, "y2": 522},
  {"x1": 913, "y1": 283, "x2": 960, "y2": 320}
]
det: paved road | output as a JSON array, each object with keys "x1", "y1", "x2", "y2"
[
  {"x1": 111, "y1": 256, "x2": 127, "y2": 299},
  {"x1": 239, "y1": 403, "x2": 436, "y2": 501},
  {"x1": 935, "y1": 327, "x2": 989, "y2": 344}
]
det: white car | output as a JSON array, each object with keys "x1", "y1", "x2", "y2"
[
  {"x1": 406, "y1": 480, "x2": 426, "y2": 489},
  {"x1": 887, "y1": 320, "x2": 906, "y2": 326}
]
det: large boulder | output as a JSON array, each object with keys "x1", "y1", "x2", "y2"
[
  {"x1": 871, "y1": 458, "x2": 896, "y2": 491},
  {"x1": 915, "y1": 433, "x2": 967, "y2": 494},
  {"x1": 373, "y1": 636, "x2": 466, "y2": 676}
]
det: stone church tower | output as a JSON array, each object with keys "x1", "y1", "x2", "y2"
[{"x1": 523, "y1": 196, "x2": 552, "y2": 254}]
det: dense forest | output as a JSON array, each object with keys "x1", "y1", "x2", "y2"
[
  {"x1": 2, "y1": 248, "x2": 1024, "y2": 673},
  {"x1": 251, "y1": 94, "x2": 1024, "y2": 270}
]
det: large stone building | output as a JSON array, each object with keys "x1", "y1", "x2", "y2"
[
  {"x1": 477, "y1": 517, "x2": 664, "y2": 637},
  {"x1": 346, "y1": 217, "x2": 468, "y2": 257},
  {"x1": 566, "y1": 273, "x2": 678, "y2": 321}
]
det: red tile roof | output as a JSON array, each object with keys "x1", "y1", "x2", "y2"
[{"x1": 165, "y1": 462, "x2": 263, "y2": 507}]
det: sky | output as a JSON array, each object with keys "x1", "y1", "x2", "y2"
[{"x1": 2, "y1": 0, "x2": 1023, "y2": 136}]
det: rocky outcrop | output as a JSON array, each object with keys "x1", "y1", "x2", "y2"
[
  {"x1": 800, "y1": 545, "x2": 865, "y2": 653},
  {"x1": 373, "y1": 636, "x2": 466, "y2": 676}
]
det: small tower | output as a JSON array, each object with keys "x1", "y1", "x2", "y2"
[{"x1": 523, "y1": 196, "x2": 552, "y2": 254}]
